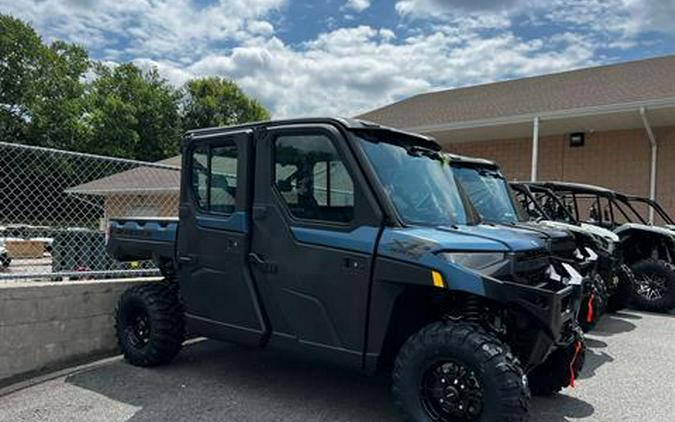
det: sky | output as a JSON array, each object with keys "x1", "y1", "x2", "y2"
[{"x1": 2, "y1": 0, "x2": 675, "y2": 118}]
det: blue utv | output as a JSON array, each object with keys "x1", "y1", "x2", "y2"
[{"x1": 107, "y1": 118, "x2": 585, "y2": 422}]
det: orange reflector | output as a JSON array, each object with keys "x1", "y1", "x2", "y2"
[{"x1": 431, "y1": 270, "x2": 445, "y2": 288}]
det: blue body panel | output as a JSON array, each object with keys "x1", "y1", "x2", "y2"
[
  {"x1": 377, "y1": 225, "x2": 547, "y2": 295},
  {"x1": 284, "y1": 222, "x2": 547, "y2": 296},
  {"x1": 290, "y1": 226, "x2": 379, "y2": 254},
  {"x1": 196, "y1": 212, "x2": 248, "y2": 233}
]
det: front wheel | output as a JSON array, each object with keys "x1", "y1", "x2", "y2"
[
  {"x1": 527, "y1": 325, "x2": 586, "y2": 396},
  {"x1": 115, "y1": 282, "x2": 185, "y2": 367},
  {"x1": 630, "y1": 259, "x2": 675, "y2": 313},
  {"x1": 392, "y1": 322, "x2": 529, "y2": 422},
  {"x1": 606, "y1": 264, "x2": 635, "y2": 312},
  {"x1": 578, "y1": 274, "x2": 607, "y2": 332}
]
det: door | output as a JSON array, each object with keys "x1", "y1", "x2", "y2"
[
  {"x1": 177, "y1": 130, "x2": 267, "y2": 346},
  {"x1": 250, "y1": 124, "x2": 383, "y2": 368}
]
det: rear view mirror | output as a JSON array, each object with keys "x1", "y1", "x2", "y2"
[{"x1": 277, "y1": 179, "x2": 293, "y2": 192}]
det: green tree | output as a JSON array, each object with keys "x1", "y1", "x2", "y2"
[
  {"x1": 181, "y1": 77, "x2": 270, "y2": 131},
  {"x1": 85, "y1": 63, "x2": 182, "y2": 161},
  {"x1": 27, "y1": 41, "x2": 90, "y2": 150},
  {"x1": 0, "y1": 14, "x2": 45, "y2": 142},
  {"x1": 0, "y1": 14, "x2": 90, "y2": 148},
  {"x1": 1, "y1": 14, "x2": 271, "y2": 161}
]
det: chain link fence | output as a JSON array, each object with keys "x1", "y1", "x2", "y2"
[{"x1": 0, "y1": 141, "x2": 181, "y2": 281}]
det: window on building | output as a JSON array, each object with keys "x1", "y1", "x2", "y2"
[
  {"x1": 274, "y1": 134, "x2": 354, "y2": 223},
  {"x1": 191, "y1": 142, "x2": 238, "y2": 214}
]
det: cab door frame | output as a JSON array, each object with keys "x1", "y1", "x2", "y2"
[
  {"x1": 176, "y1": 129, "x2": 268, "y2": 346},
  {"x1": 249, "y1": 123, "x2": 385, "y2": 368}
]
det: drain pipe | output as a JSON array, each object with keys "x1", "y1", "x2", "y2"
[
  {"x1": 531, "y1": 116, "x2": 540, "y2": 181},
  {"x1": 640, "y1": 106, "x2": 657, "y2": 223}
]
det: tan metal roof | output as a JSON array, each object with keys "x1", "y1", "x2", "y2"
[{"x1": 357, "y1": 55, "x2": 675, "y2": 130}]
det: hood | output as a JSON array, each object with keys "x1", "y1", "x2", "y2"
[
  {"x1": 577, "y1": 223, "x2": 620, "y2": 242},
  {"x1": 615, "y1": 223, "x2": 675, "y2": 239},
  {"x1": 538, "y1": 221, "x2": 619, "y2": 243},
  {"x1": 494, "y1": 221, "x2": 572, "y2": 242},
  {"x1": 378, "y1": 225, "x2": 547, "y2": 264}
]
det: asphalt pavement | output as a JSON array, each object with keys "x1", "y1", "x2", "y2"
[{"x1": 1, "y1": 310, "x2": 674, "y2": 422}]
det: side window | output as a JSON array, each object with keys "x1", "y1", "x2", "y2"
[
  {"x1": 192, "y1": 147, "x2": 209, "y2": 210},
  {"x1": 190, "y1": 142, "x2": 238, "y2": 215},
  {"x1": 274, "y1": 134, "x2": 354, "y2": 223}
]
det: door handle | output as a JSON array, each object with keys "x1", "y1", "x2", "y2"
[
  {"x1": 178, "y1": 255, "x2": 197, "y2": 264},
  {"x1": 344, "y1": 257, "x2": 366, "y2": 272},
  {"x1": 248, "y1": 253, "x2": 277, "y2": 273}
]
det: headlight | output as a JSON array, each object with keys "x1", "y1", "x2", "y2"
[{"x1": 441, "y1": 252, "x2": 506, "y2": 271}]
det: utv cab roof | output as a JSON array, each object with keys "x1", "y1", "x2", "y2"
[
  {"x1": 444, "y1": 153, "x2": 499, "y2": 169},
  {"x1": 184, "y1": 117, "x2": 442, "y2": 151},
  {"x1": 522, "y1": 181, "x2": 618, "y2": 197}
]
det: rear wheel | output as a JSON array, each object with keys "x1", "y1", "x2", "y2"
[
  {"x1": 393, "y1": 321, "x2": 529, "y2": 422},
  {"x1": 115, "y1": 282, "x2": 185, "y2": 366},
  {"x1": 527, "y1": 325, "x2": 586, "y2": 396},
  {"x1": 630, "y1": 259, "x2": 675, "y2": 313}
]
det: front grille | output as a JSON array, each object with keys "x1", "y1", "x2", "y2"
[
  {"x1": 511, "y1": 249, "x2": 550, "y2": 286},
  {"x1": 550, "y1": 238, "x2": 577, "y2": 260}
]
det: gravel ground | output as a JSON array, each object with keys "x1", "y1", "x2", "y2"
[{"x1": 1, "y1": 310, "x2": 674, "y2": 422}]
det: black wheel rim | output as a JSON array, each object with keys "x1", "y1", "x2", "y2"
[
  {"x1": 636, "y1": 272, "x2": 667, "y2": 301},
  {"x1": 420, "y1": 360, "x2": 484, "y2": 422},
  {"x1": 125, "y1": 306, "x2": 151, "y2": 348}
]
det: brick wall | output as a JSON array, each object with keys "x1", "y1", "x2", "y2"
[
  {"x1": 447, "y1": 125, "x2": 675, "y2": 216},
  {"x1": 104, "y1": 193, "x2": 179, "y2": 219},
  {"x1": 0, "y1": 279, "x2": 149, "y2": 385}
]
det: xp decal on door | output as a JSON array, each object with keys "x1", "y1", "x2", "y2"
[{"x1": 108, "y1": 118, "x2": 584, "y2": 422}]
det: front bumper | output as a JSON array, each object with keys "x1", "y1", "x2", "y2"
[{"x1": 482, "y1": 270, "x2": 583, "y2": 367}]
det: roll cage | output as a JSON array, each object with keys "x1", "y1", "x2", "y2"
[
  {"x1": 524, "y1": 182, "x2": 650, "y2": 229},
  {"x1": 623, "y1": 195, "x2": 675, "y2": 225},
  {"x1": 509, "y1": 182, "x2": 579, "y2": 224}
]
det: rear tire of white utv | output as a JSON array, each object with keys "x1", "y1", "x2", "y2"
[{"x1": 630, "y1": 259, "x2": 675, "y2": 313}]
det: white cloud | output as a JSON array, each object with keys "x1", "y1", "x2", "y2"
[
  {"x1": 1, "y1": 0, "x2": 672, "y2": 120},
  {"x1": 622, "y1": 0, "x2": 675, "y2": 34},
  {"x1": 0, "y1": 0, "x2": 284, "y2": 61},
  {"x1": 180, "y1": 23, "x2": 595, "y2": 118},
  {"x1": 344, "y1": 0, "x2": 371, "y2": 12}
]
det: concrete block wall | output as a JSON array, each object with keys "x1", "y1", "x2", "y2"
[{"x1": 0, "y1": 278, "x2": 149, "y2": 384}]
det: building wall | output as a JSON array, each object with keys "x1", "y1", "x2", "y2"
[
  {"x1": 446, "y1": 125, "x2": 675, "y2": 216},
  {"x1": 104, "y1": 193, "x2": 179, "y2": 219}
]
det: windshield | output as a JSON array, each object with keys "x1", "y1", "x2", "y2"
[
  {"x1": 452, "y1": 166, "x2": 520, "y2": 223},
  {"x1": 357, "y1": 137, "x2": 470, "y2": 226}
]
